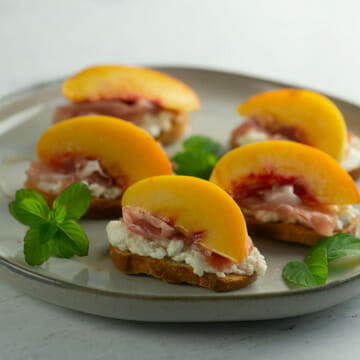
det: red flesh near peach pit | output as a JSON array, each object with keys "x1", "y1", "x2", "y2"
[{"x1": 231, "y1": 172, "x2": 316, "y2": 206}]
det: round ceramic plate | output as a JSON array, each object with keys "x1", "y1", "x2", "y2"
[{"x1": 1, "y1": 67, "x2": 360, "y2": 322}]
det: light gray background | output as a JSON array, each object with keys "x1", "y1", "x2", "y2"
[{"x1": 1, "y1": 0, "x2": 360, "y2": 359}]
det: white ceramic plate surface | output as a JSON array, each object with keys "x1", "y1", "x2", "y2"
[{"x1": 1, "y1": 67, "x2": 360, "y2": 322}]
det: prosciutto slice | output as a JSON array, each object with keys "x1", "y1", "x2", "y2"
[
  {"x1": 238, "y1": 185, "x2": 338, "y2": 236},
  {"x1": 122, "y1": 206, "x2": 185, "y2": 241},
  {"x1": 27, "y1": 156, "x2": 121, "y2": 193},
  {"x1": 231, "y1": 117, "x2": 308, "y2": 144},
  {"x1": 53, "y1": 99, "x2": 159, "y2": 123}
]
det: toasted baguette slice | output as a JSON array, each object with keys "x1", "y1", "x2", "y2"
[
  {"x1": 24, "y1": 178, "x2": 122, "y2": 219},
  {"x1": 244, "y1": 214, "x2": 357, "y2": 247},
  {"x1": 109, "y1": 245, "x2": 257, "y2": 292}
]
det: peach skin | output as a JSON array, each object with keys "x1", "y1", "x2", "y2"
[
  {"x1": 122, "y1": 175, "x2": 249, "y2": 264},
  {"x1": 63, "y1": 65, "x2": 200, "y2": 112},
  {"x1": 210, "y1": 140, "x2": 360, "y2": 206},
  {"x1": 236, "y1": 89, "x2": 347, "y2": 161}
]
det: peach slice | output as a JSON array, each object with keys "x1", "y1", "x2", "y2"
[
  {"x1": 122, "y1": 175, "x2": 248, "y2": 263},
  {"x1": 237, "y1": 89, "x2": 347, "y2": 161},
  {"x1": 37, "y1": 115, "x2": 173, "y2": 188},
  {"x1": 62, "y1": 65, "x2": 200, "y2": 112},
  {"x1": 210, "y1": 140, "x2": 360, "y2": 205}
]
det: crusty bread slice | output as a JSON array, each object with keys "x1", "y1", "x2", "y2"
[
  {"x1": 24, "y1": 178, "x2": 122, "y2": 218},
  {"x1": 109, "y1": 245, "x2": 258, "y2": 292},
  {"x1": 244, "y1": 214, "x2": 357, "y2": 247},
  {"x1": 156, "y1": 113, "x2": 188, "y2": 145}
]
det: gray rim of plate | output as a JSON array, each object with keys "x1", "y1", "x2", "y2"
[{"x1": 0, "y1": 65, "x2": 359, "y2": 302}]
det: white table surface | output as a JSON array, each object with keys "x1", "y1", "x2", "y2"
[{"x1": 1, "y1": 0, "x2": 360, "y2": 358}]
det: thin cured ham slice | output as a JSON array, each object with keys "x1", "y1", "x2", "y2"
[
  {"x1": 26, "y1": 156, "x2": 121, "y2": 194},
  {"x1": 122, "y1": 206, "x2": 185, "y2": 241},
  {"x1": 231, "y1": 117, "x2": 308, "y2": 144},
  {"x1": 53, "y1": 99, "x2": 160, "y2": 123},
  {"x1": 238, "y1": 185, "x2": 338, "y2": 236}
]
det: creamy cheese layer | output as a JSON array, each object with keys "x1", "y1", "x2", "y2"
[
  {"x1": 35, "y1": 160, "x2": 123, "y2": 199},
  {"x1": 341, "y1": 136, "x2": 360, "y2": 171},
  {"x1": 243, "y1": 205, "x2": 358, "y2": 231},
  {"x1": 81, "y1": 181, "x2": 122, "y2": 199},
  {"x1": 234, "y1": 128, "x2": 269, "y2": 146},
  {"x1": 138, "y1": 110, "x2": 181, "y2": 138},
  {"x1": 106, "y1": 220, "x2": 267, "y2": 277},
  {"x1": 37, "y1": 180, "x2": 122, "y2": 199}
]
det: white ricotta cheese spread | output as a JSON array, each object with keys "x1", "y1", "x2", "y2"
[
  {"x1": 341, "y1": 135, "x2": 360, "y2": 171},
  {"x1": 336, "y1": 205, "x2": 359, "y2": 230},
  {"x1": 235, "y1": 128, "x2": 270, "y2": 147},
  {"x1": 106, "y1": 220, "x2": 267, "y2": 277},
  {"x1": 81, "y1": 181, "x2": 122, "y2": 199},
  {"x1": 77, "y1": 160, "x2": 107, "y2": 178},
  {"x1": 36, "y1": 181, "x2": 63, "y2": 194},
  {"x1": 139, "y1": 110, "x2": 175, "y2": 138},
  {"x1": 36, "y1": 179, "x2": 122, "y2": 199}
]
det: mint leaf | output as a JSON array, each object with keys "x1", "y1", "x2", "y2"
[
  {"x1": 9, "y1": 198, "x2": 50, "y2": 226},
  {"x1": 24, "y1": 227, "x2": 55, "y2": 266},
  {"x1": 55, "y1": 219, "x2": 89, "y2": 257},
  {"x1": 283, "y1": 233, "x2": 360, "y2": 288},
  {"x1": 9, "y1": 183, "x2": 90, "y2": 266},
  {"x1": 38, "y1": 223, "x2": 58, "y2": 244},
  {"x1": 15, "y1": 189, "x2": 48, "y2": 207},
  {"x1": 183, "y1": 136, "x2": 220, "y2": 156},
  {"x1": 52, "y1": 205, "x2": 67, "y2": 224},
  {"x1": 53, "y1": 233, "x2": 75, "y2": 258},
  {"x1": 52, "y1": 182, "x2": 91, "y2": 220},
  {"x1": 9, "y1": 188, "x2": 50, "y2": 225},
  {"x1": 312, "y1": 233, "x2": 360, "y2": 262},
  {"x1": 305, "y1": 247, "x2": 328, "y2": 285},
  {"x1": 171, "y1": 150, "x2": 218, "y2": 179},
  {"x1": 282, "y1": 261, "x2": 318, "y2": 287}
]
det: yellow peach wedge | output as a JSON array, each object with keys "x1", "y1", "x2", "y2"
[
  {"x1": 37, "y1": 115, "x2": 173, "y2": 188},
  {"x1": 238, "y1": 89, "x2": 347, "y2": 161},
  {"x1": 62, "y1": 65, "x2": 200, "y2": 112},
  {"x1": 122, "y1": 176, "x2": 248, "y2": 264},
  {"x1": 210, "y1": 141, "x2": 360, "y2": 205}
]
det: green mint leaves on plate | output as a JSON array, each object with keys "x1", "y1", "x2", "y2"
[
  {"x1": 283, "y1": 233, "x2": 360, "y2": 287},
  {"x1": 9, "y1": 182, "x2": 91, "y2": 266},
  {"x1": 171, "y1": 135, "x2": 221, "y2": 179}
]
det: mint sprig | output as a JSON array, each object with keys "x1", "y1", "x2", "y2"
[
  {"x1": 171, "y1": 135, "x2": 221, "y2": 180},
  {"x1": 283, "y1": 233, "x2": 360, "y2": 287},
  {"x1": 9, "y1": 182, "x2": 91, "y2": 266}
]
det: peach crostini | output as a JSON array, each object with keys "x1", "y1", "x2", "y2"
[
  {"x1": 210, "y1": 141, "x2": 360, "y2": 246},
  {"x1": 25, "y1": 115, "x2": 173, "y2": 218},
  {"x1": 53, "y1": 65, "x2": 200, "y2": 144},
  {"x1": 230, "y1": 88, "x2": 360, "y2": 179},
  {"x1": 106, "y1": 176, "x2": 267, "y2": 291}
]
